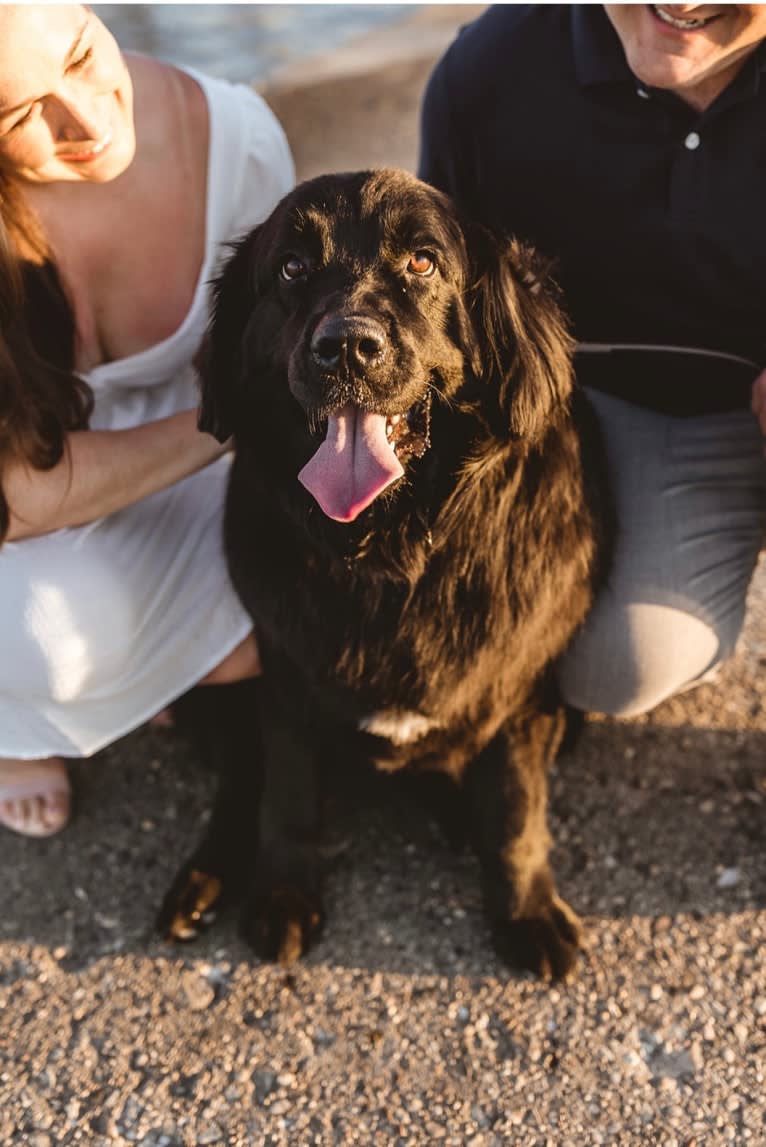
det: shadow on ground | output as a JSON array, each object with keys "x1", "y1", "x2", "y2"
[{"x1": 2, "y1": 709, "x2": 763, "y2": 980}]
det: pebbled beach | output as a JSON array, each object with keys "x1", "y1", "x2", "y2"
[{"x1": 2, "y1": 7, "x2": 765, "y2": 1145}]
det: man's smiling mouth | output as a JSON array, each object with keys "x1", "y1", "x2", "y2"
[{"x1": 651, "y1": 5, "x2": 717, "y2": 31}]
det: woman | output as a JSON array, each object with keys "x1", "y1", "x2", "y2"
[{"x1": 0, "y1": 5, "x2": 294, "y2": 835}]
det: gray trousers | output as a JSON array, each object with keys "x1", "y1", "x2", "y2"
[{"x1": 558, "y1": 388, "x2": 766, "y2": 717}]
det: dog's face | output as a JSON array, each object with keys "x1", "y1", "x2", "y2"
[{"x1": 201, "y1": 169, "x2": 573, "y2": 522}]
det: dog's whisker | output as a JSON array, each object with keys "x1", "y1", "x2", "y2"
[
  {"x1": 427, "y1": 379, "x2": 457, "y2": 414},
  {"x1": 307, "y1": 410, "x2": 326, "y2": 437}
]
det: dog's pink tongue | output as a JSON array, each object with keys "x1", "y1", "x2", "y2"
[{"x1": 298, "y1": 404, "x2": 404, "y2": 522}]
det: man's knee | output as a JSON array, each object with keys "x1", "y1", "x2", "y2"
[{"x1": 558, "y1": 602, "x2": 734, "y2": 718}]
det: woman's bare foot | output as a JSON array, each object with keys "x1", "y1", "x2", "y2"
[{"x1": 0, "y1": 757, "x2": 71, "y2": 837}]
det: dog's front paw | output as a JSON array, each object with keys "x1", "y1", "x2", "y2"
[
  {"x1": 493, "y1": 893, "x2": 581, "y2": 980},
  {"x1": 241, "y1": 888, "x2": 324, "y2": 965},
  {"x1": 158, "y1": 866, "x2": 225, "y2": 942}
]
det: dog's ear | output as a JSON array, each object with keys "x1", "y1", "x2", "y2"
[
  {"x1": 468, "y1": 230, "x2": 574, "y2": 442},
  {"x1": 198, "y1": 230, "x2": 261, "y2": 442}
]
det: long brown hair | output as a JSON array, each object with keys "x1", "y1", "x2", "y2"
[{"x1": 0, "y1": 168, "x2": 93, "y2": 542}]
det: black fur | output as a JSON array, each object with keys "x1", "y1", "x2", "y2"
[{"x1": 160, "y1": 170, "x2": 611, "y2": 978}]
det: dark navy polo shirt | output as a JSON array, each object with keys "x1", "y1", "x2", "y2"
[{"x1": 419, "y1": 4, "x2": 766, "y2": 375}]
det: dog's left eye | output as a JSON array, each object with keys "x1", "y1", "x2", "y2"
[
  {"x1": 280, "y1": 256, "x2": 308, "y2": 282},
  {"x1": 407, "y1": 251, "x2": 436, "y2": 277}
]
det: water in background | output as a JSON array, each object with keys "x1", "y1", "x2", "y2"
[{"x1": 95, "y1": 4, "x2": 419, "y2": 84}]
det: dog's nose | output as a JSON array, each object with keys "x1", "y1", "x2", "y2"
[{"x1": 311, "y1": 315, "x2": 387, "y2": 370}]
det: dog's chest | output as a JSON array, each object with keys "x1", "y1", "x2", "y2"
[{"x1": 357, "y1": 709, "x2": 440, "y2": 746}]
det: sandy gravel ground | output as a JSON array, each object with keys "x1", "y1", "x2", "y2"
[{"x1": 2, "y1": 8, "x2": 764, "y2": 1146}]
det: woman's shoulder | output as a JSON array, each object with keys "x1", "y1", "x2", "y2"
[
  {"x1": 180, "y1": 64, "x2": 290, "y2": 156},
  {"x1": 186, "y1": 66, "x2": 295, "y2": 236},
  {"x1": 127, "y1": 54, "x2": 288, "y2": 168},
  {"x1": 129, "y1": 55, "x2": 294, "y2": 238}
]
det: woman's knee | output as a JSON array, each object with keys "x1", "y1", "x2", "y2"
[
  {"x1": 1, "y1": 559, "x2": 140, "y2": 701},
  {"x1": 199, "y1": 633, "x2": 261, "y2": 685},
  {"x1": 558, "y1": 602, "x2": 733, "y2": 718}
]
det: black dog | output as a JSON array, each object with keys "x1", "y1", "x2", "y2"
[{"x1": 161, "y1": 170, "x2": 610, "y2": 979}]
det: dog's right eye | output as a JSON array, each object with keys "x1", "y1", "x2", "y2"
[
  {"x1": 280, "y1": 256, "x2": 307, "y2": 282},
  {"x1": 407, "y1": 251, "x2": 436, "y2": 277}
]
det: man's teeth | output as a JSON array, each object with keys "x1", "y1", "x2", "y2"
[{"x1": 652, "y1": 5, "x2": 713, "y2": 29}]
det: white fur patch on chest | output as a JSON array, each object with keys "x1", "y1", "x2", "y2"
[{"x1": 358, "y1": 710, "x2": 439, "y2": 746}]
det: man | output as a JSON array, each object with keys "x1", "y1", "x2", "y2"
[{"x1": 419, "y1": 4, "x2": 766, "y2": 717}]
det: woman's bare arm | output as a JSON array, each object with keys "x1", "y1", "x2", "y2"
[{"x1": 3, "y1": 409, "x2": 229, "y2": 542}]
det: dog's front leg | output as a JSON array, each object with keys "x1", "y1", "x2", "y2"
[
  {"x1": 158, "y1": 679, "x2": 264, "y2": 942},
  {"x1": 465, "y1": 709, "x2": 580, "y2": 979},
  {"x1": 240, "y1": 683, "x2": 324, "y2": 964}
]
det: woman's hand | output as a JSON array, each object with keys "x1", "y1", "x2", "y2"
[
  {"x1": 751, "y1": 368, "x2": 766, "y2": 442},
  {"x1": 3, "y1": 410, "x2": 229, "y2": 542}
]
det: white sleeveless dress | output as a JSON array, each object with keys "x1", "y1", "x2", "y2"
[{"x1": 0, "y1": 70, "x2": 295, "y2": 759}]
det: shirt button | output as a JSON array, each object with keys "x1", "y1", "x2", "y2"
[
  {"x1": 636, "y1": 87, "x2": 650, "y2": 99},
  {"x1": 684, "y1": 131, "x2": 701, "y2": 150}
]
